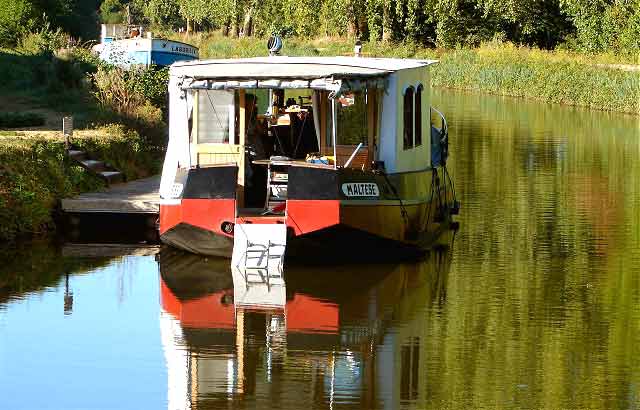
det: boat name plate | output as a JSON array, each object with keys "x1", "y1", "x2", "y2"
[{"x1": 341, "y1": 183, "x2": 380, "y2": 197}]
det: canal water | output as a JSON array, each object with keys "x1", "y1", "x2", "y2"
[{"x1": 1, "y1": 89, "x2": 639, "y2": 409}]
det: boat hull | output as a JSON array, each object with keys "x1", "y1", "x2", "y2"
[
  {"x1": 96, "y1": 38, "x2": 198, "y2": 67},
  {"x1": 160, "y1": 164, "x2": 457, "y2": 260}
]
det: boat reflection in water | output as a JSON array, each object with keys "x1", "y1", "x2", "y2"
[{"x1": 158, "y1": 239, "x2": 453, "y2": 409}]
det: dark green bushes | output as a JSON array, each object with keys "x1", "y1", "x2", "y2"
[
  {"x1": 0, "y1": 138, "x2": 100, "y2": 241},
  {"x1": 0, "y1": 112, "x2": 46, "y2": 128}
]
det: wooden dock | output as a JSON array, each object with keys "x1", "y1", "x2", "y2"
[
  {"x1": 61, "y1": 175, "x2": 160, "y2": 214},
  {"x1": 62, "y1": 243, "x2": 160, "y2": 258}
]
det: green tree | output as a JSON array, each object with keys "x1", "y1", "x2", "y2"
[
  {"x1": 140, "y1": 0, "x2": 182, "y2": 28},
  {"x1": 560, "y1": 0, "x2": 640, "y2": 53},
  {"x1": 0, "y1": 0, "x2": 34, "y2": 46},
  {"x1": 100, "y1": 0, "x2": 125, "y2": 23}
]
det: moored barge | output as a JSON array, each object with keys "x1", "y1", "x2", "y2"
[{"x1": 159, "y1": 55, "x2": 458, "y2": 261}]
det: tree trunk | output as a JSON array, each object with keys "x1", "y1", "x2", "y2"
[
  {"x1": 240, "y1": 3, "x2": 255, "y2": 37},
  {"x1": 382, "y1": 0, "x2": 392, "y2": 42},
  {"x1": 347, "y1": 19, "x2": 358, "y2": 38},
  {"x1": 186, "y1": 18, "x2": 193, "y2": 33},
  {"x1": 241, "y1": 5, "x2": 254, "y2": 37},
  {"x1": 223, "y1": 19, "x2": 230, "y2": 36},
  {"x1": 359, "y1": 17, "x2": 369, "y2": 40}
]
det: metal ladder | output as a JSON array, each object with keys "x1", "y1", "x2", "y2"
[{"x1": 240, "y1": 240, "x2": 285, "y2": 291}]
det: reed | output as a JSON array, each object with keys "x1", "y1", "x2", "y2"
[{"x1": 432, "y1": 44, "x2": 640, "y2": 114}]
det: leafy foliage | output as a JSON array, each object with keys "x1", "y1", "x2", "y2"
[
  {"x1": 0, "y1": 0, "x2": 34, "y2": 46},
  {"x1": 0, "y1": 0, "x2": 100, "y2": 46},
  {"x1": 2, "y1": 0, "x2": 639, "y2": 54},
  {"x1": 100, "y1": 0, "x2": 126, "y2": 24}
]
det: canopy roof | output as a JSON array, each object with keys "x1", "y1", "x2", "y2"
[{"x1": 170, "y1": 56, "x2": 437, "y2": 80}]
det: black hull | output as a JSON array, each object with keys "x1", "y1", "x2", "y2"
[
  {"x1": 161, "y1": 223, "x2": 233, "y2": 257},
  {"x1": 161, "y1": 217, "x2": 455, "y2": 262}
]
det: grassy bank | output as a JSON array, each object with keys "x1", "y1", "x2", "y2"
[
  {"x1": 0, "y1": 126, "x2": 162, "y2": 242},
  {"x1": 174, "y1": 33, "x2": 639, "y2": 114},
  {"x1": 432, "y1": 44, "x2": 639, "y2": 114}
]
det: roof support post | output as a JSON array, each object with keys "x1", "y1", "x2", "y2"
[{"x1": 331, "y1": 98, "x2": 337, "y2": 169}]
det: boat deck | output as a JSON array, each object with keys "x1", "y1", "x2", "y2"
[{"x1": 61, "y1": 176, "x2": 160, "y2": 215}]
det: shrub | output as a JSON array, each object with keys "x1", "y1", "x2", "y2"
[
  {"x1": 0, "y1": 0, "x2": 34, "y2": 47},
  {"x1": 0, "y1": 112, "x2": 46, "y2": 128},
  {"x1": 18, "y1": 26, "x2": 67, "y2": 55}
]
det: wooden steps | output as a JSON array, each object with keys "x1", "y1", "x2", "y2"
[{"x1": 67, "y1": 147, "x2": 125, "y2": 185}]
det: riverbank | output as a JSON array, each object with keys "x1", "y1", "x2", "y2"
[
  {"x1": 0, "y1": 127, "x2": 162, "y2": 242},
  {"x1": 175, "y1": 33, "x2": 639, "y2": 114}
]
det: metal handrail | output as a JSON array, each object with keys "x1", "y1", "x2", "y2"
[
  {"x1": 430, "y1": 106, "x2": 448, "y2": 139},
  {"x1": 344, "y1": 142, "x2": 364, "y2": 168}
]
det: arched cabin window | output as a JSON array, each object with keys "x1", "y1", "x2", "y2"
[
  {"x1": 415, "y1": 84, "x2": 423, "y2": 147},
  {"x1": 403, "y1": 86, "x2": 414, "y2": 150}
]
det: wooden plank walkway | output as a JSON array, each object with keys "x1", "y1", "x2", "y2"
[
  {"x1": 62, "y1": 243, "x2": 160, "y2": 258},
  {"x1": 61, "y1": 175, "x2": 160, "y2": 214}
]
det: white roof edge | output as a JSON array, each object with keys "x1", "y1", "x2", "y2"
[{"x1": 169, "y1": 56, "x2": 438, "y2": 79}]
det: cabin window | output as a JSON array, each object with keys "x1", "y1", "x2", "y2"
[
  {"x1": 197, "y1": 90, "x2": 235, "y2": 144},
  {"x1": 415, "y1": 84, "x2": 423, "y2": 147},
  {"x1": 329, "y1": 91, "x2": 368, "y2": 146},
  {"x1": 403, "y1": 86, "x2": 414, "y2": 150}
]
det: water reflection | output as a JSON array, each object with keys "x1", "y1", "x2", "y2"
[
  {"x1": 158, "y1": 243, "x2": 453, "y2": 409},
  {"x1": 2, "y1": 89, "x2": 639, "y2": 409}
]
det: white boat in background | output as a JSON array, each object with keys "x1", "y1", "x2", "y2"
[{"x1": 93, "y1": 24, "x2": 198, "y2": 68}]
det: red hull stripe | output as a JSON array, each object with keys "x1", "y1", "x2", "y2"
[
  {"x1": 159, "y1": 204, "x2": 182, "y2": 234},
  {"x1": 286, "y1": 200, "x2": 340, "y2": 235},
  {"x1": 160, "y1": 199, "x2": 236, "y2": 236}
]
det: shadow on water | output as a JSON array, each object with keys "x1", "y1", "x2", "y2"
[
  {"x1": 158, "y1": 242, "x2": 454, "y2": 410},
  {"x1": 0, "y1": 240, "x2": 112, "y2": 306},
  {"x1": 0, "y1": 215, "x2": 159, "y2": 306}
]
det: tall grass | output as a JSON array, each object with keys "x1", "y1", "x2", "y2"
[{"x1": 433, "y1": 44, "x2": 640, "y2": 114}]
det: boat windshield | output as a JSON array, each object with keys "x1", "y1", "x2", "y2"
[
  {"x1": 197, "y1": 90, "x2": 235, "y2": 144},
  {"x1": 334, "y1": 90, "x2": 368, "y2": 146}
]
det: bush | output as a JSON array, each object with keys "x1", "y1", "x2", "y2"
[
  {"x1": 0, "y1": 112, "x2": 46, "y2": 128},
  {"x1": 0, "y1": 138, "x2": 102, "y2": 241},
  {"x1": 18, "y1": 25, "x2": 68, "y2": 55},
  {"x1": 90, "y1": 65, "x2": 167, "y2": 145},
  {"x1": 0, "y1": 0, "x2": 34, "y2": 47}
]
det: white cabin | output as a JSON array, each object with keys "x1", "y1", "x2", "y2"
[{"x1": 161, "y1": 56, "x2": 440, "y2": 201}]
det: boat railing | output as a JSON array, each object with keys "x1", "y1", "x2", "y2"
[
  {"x1": 430, "y1": 106, "x2": 448, "y2": 141},
  {"x1": 344, "y1": 142, "x2": 364, "y2": 168},
  {"x1": 430, "y1": 106, "x2": 449, "y2": 167}
]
